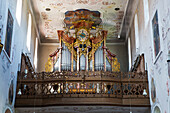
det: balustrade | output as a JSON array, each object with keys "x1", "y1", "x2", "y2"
[
  {"x1": 16, "y1": 71, "x2": 148, "y2": 98},
  {"x1": 15, "y1": 71, "x2": 150, "y2": 107}
]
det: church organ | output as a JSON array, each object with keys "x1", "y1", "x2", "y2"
[{"x1": 46, "y1": 9, "x2": 120, "y2": 72}]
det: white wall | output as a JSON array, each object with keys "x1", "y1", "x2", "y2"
[
  {"x1": 0, "y1": 0, "x2": 38, "y2": 112},
  {"x1": 129, "y1": 0, "x2": 170, "y2": 112}
]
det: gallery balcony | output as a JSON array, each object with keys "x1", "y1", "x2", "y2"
[{"x1": 15, "y1": 71, "x2": 150, "y2": 107}]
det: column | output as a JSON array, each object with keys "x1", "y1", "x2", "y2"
[
  {"x1": 71, "y1": 42, "x2": 74, "y2": 72},
  {"x1": 103, "y1": 31, "x2": 107, "y2": 72},
  {"x1": 86, "y1": 48, "x2": 89, "y2": 71},
  {"x1": 92, "y1": 41, "x2": 95, "y2": 71},
  {"x1": 77, "y1": 48, "x2": 79, "y2": 71},
  {"x1": 59, "y1": 40, "x2": 62, "y2": 72}
]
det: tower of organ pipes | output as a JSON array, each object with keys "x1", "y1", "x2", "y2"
[{"x1": 46, "y1": 9, "x2": 120, "y2": 72}]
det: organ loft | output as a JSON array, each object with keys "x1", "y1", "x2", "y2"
[{"x1": 15, "y1": 9, "x2": 149, "y2": 110}]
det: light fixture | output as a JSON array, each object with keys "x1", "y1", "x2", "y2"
[
  {"x1": 18, "y1": 70, "x2": 22, "y2": 95},
  {"x1": 130, "y1": 111, "x2": 132, "y2": 113},
  {"x1": 45, "y1": 8, "x2": 51, "y2": 11},
  {"x1": 143, "y1": 89, "x2": 147, "y2": 96},
  {"x1": 24, "y1": 69, "x2": 28, "y2": 78},
  {"x1": 142, "y1": 69, "x2": 147, "y2": 96},
  {"x1": 0, "y1": 39, "x2": 3, "y2": 54},
  {"x1": 24, "y1": 69, "x2": 28, "y2": 74},
  {"x1": 17, "y1": 89, "x2": 22, "y2": 95},
  {"x1": 115, "y1": 8, "x2": 120, "y2": 11},
  {"x1": 118, "y1": 35, "x2": 120, "y2": 39}
]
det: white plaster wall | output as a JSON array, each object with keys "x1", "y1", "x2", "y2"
[
  {"x1": 0, "y1": 0, "x2": 38, "y2": 112},
  {"x1": 129, "y1": 0, "x2": 170, "y2": 112}
]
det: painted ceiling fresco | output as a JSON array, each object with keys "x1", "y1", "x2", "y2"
[{"x1": 32, "y1": 0, "x2": 128, "y2": 42}]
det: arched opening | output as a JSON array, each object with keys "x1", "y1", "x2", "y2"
[
  {"x1": 5, "y1": 108, "x2": 12, "y2": 113},
  {"x1": 154, "y1": 106, "x2": 161, "y2": 113}
]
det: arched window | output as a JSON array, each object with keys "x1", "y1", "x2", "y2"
[
  {"x1": 16, "y1": 0, "x2": 22, "y2": 25},
  {"x1": 134, "y1": 13, "x2": 139, "y2": 53},
  {"x1": 26, "y1": 13, "x2": 32, "y2": 52},
  {"x1": 128, "y1": 37, "x2": 132, "y2": 70},
  {"x1": 34, "y1": 37, "x2": 38, "y2": 71},
  {"x1": 143, "y1": 0, "x2": 149, "y2": 28}
]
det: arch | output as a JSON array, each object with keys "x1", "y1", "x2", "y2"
[
  {"x1": 4, "y1": 107, "x2": 13, "y2": 113},
  {"x1": 5, "y1": 109, "x2": 11, "y2": 113},
  {"x1": 26, "y1": 12, "x2": 32, "y2": 52},
  {"x1": 128, "y1": 37, "x2": 132, "y2": 70},
  {"x1": 152, "y1": 105, "x2": 162, "y2": 113},
  {"x1": 154, "y1": 106, "x2": 161, "y2": 113},
  {"x1": 143, "y1": 0, "x2": 149, "y2": 27},
  {"x1": 134, "y1": 13, "x2": 139, "y2": 53}
]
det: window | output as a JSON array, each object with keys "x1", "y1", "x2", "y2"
[
  {"x1": 128, "y1": 37, "x2": 132, "y2": 70},
  {"x1": 4, "y1": 9, "x2": 14, "y2": 58},
  {"x1": 34, "y1": 37, "x2": 38, "y2": 71},
  {"x1": 16, "y1": 0, "x2": 22, "y2": 26},
  {"x1": 26, "y1": 13, "x2": 32, "y2": 52},
  {"x1": 134, "y1": 13, "x2": 139, "y2": 53},
  {"x1": 143, "y1": 0, "x2": 149, "y2": 27},
  {"x1": 152, "y1": 11, "x2": 160, "y2": 57}
]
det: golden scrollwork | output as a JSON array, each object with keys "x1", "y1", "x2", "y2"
[
  {"x1": 112, "y1": 57, "x2": 120, "y2": 72},
  {"x1": 74, "y1": 39, "x2": 91, "y2": 56},
  {"x1": 62, "y1": 35, "x2": 104, "y2": 63},
  {"x1": 92, "y1": 40, "x2": 103, "y2": 53},
  {"x1": 45, "y1": 57, "x2": 53, "y2": 72}
]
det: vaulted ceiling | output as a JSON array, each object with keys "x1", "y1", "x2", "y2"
[{"x1": 31, "y1": 0, "x2": 130, "y2": 44}]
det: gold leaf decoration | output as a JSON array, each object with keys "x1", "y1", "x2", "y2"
[
  {"x1": 45, "y1": 57, "x2": 53, "y2": 72},
  {"x1": 112, "y1": 57, "x2": 120, "y2": 72}
]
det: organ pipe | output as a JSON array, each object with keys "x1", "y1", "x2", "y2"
[{"x1": 50, "y1": 30, "x2": 120, "y2": 72}]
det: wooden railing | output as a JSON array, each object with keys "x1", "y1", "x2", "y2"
[{"x1": 15, "y1": 71, "x2": 150, "y2": 107}]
